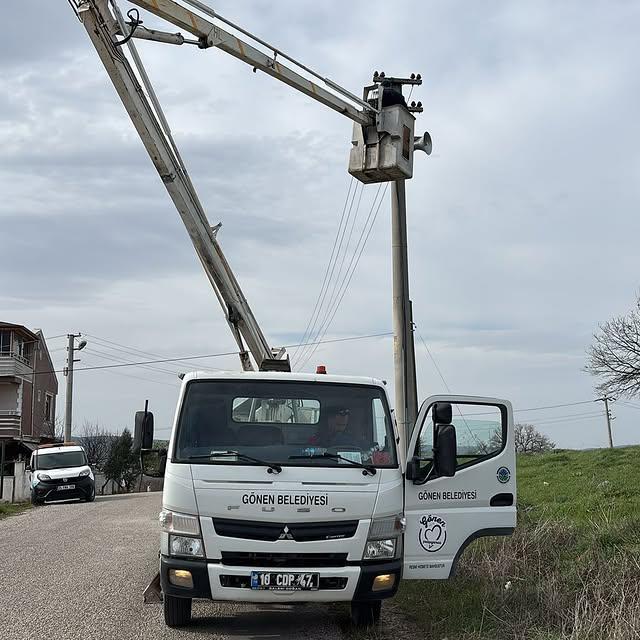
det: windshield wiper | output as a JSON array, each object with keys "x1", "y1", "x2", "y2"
[
  {"x1": 186, "y1": 451, "x2": 282, "y2": 474},
  {"x1": 288, "y1": 452, "x2": 376, "y2": 476}
]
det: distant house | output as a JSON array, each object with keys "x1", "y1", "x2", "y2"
[{"x1": 0, "y1": 322, "x2": 59, "y2": 462}]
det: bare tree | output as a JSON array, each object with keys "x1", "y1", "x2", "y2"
[
  {"x1": 514, "y1": 423, "x2": 555, "y2": 454},
  {"x1": 53, "y1": 415, "x2": 64, "y2": 442},
  {"x1": 586, "y1": 296, "x2": 640, "y2": 397},
  {"x1": 79, "y1": 421, "x2": 114, "y2": 470}
]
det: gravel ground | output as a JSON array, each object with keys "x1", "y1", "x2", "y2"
[{"x1": 0, "y1": 493, "x2": 418, "y2": 640}]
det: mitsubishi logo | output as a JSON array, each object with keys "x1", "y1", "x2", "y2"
[{"x1": 278, "y1": 525, "x2": 294, "y2": 541}]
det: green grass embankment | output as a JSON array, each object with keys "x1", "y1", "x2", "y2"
[
  {"x1": 396, "y1": 446, "x2": 640, "y2": 640},
  {"x1": 0, "y1": 501, "x2": 31, "y2": 520}
]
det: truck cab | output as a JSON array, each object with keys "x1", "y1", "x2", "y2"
[
  {"x1": 140, "y1": 371, "x2": 516, "y2": 627},
  {"x1": 28, "y1": 444, "x2": 95, "y2": 505}
]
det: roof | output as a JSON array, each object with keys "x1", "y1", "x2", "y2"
[
  {"x1": 36, "y1": 444, "x2": 84, "y2": 454},
  {"x1": 0, "y1": 322, "x2": 38, "y2": 342},
  {"x1": 183, "y1": 370, "x2": 388, "y2": 389}
]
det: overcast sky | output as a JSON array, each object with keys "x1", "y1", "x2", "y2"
[{"x1": 2, "y1": 0, "x2": 639, "y2": 448}]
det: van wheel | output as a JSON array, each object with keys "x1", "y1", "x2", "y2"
[
  {"x1": 85, "y1": 487, "x2": 95, "y2": 502},
  {"x1": 164, "y1": 594, "x2": 192, "y2": 627},
  {"x1": 350, "y1": 600, "x2": 381, "y2": 627},
  {"x1": 30, "y1": 492, "x2": 43, "y2": 506}
]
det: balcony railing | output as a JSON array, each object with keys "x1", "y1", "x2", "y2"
[
  {"x1": 0, "y1": 410, "x2": 21, "y2": 438},
  {"x1": 0, "y1": 353, "x2": 33, "y2": 378}
]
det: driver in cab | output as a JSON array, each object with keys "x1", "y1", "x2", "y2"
[{"x1": 310, "y1": 406, "x2": 366, "y2": 448}]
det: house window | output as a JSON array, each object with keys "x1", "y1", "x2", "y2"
[
  {"x1": 45, "y1": 394, "x2": 53, "y2": 423},
  {"x1": 17, "y1": 338, "x2": 32, "y2": 364},
  {"x1": 0, "y1": 331, "x2": 10, "y2": 354}
]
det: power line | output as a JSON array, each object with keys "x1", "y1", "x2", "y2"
[
  {"x1": 83, "y1": 346, "x2": 180, "y2": 376},
  {"x1": 82, "y1": 332, "x2": 224, "y2": 372},
  {"x1": 23, "y1": 331, "x2": 394, "y2": 377},
  {"x1": 296, "y1": 184, "x2": 388, "y2": 370},
  {"x1": 297, "y1": 184, "x2": 386, "y2": 369},
  {"x1": 291, "y1": 177, "x2": 356, "y2": 363},
  {"x1": 295, "y1": 180, "x2": 363, "y2": 365},
  {"x1": 79, "y1": 354, "x2": 178, "y2": 388},
  {"x1": 416, "y1": 328, "x2": 451, "y2": 393}
]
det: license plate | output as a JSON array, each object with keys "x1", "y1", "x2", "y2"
[
  {"x1": 57, "y1": 484, "x2": 75, "y2": 491},
  {"x1": 250, "y1": 571, "x2": 319, "y2": 591}
]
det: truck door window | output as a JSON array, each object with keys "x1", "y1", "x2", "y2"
[{"x1": 416, "y1": 403, "x2": 505, "y2": 474}]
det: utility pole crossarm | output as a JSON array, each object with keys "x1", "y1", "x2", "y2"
[{"x1": 128, "y1": 0, "x2": 375, "y2": 126}]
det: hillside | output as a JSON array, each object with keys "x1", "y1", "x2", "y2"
[{"x1": 395, "y1": 446, "x2": 640, "y2": 640}]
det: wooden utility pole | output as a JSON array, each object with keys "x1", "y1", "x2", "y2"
[{"x1": 596, "y1": 395, "x2": 615, "y2": 448}]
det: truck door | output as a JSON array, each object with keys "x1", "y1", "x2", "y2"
[{"x1": 403, "y1": 395, "x2": 516, "y2": 579}]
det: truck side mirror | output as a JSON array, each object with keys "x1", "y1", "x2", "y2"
[
  {"x1": 434, "y1": 423, "x2": 457, "y2": 477},
  {"x1": 432, "y1": 402, "x2": 452, "y2": 425},
  {"x1": 141, "y1": 448, "x2": 167, "y2": 478},
  {"x1": 134, "y1": 410, "x2": 154, "y2": 450}
]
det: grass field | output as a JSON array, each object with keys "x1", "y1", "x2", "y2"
[
  {"x1": 0, "y1": 502, "x2": 31, "y2": 520},
  {"x1": 395, "y1": 446, "x2": 640, "y2": 640}
]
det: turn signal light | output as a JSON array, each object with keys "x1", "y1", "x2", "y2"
[{"x1": 316, "y1": 365, "x2": 327, "y2": 374}]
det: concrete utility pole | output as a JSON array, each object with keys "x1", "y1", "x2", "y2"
[
  {"x1": 596, "y1": 395, "x2": 615, "y2": 448},
  {"x1": 64, "y1": 334, "x2": 86, "y2": 442},
  {"x1": 391, "y1": 179, "x2": 418, "y2": 449}
]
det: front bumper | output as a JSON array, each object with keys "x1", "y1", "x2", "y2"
[
  {"x1": 160, "y1": 555, "x2": 401, "y2": 603},
  {"x1": 32, "y1": 476, "x2": 94, "y2": 502}
]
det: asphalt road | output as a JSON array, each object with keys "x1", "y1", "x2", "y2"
[{"x1": 0, "y1": 493, "x2": 413, "y2": 640}]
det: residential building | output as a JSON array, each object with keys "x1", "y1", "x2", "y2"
[{"x1": 0, "y1": 322, "x2": 59, "y2": 463}]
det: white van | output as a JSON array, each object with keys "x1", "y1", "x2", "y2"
[
  {"x1": 139, "y1": 371, "x2": 516, "y2": 627},
  {"x1": 28, "y1": 444, "x2": 95, "y2": 505}
]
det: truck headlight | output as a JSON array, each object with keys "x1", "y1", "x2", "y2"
[
  {"x1": 169, "y1": 535, "x2": 204, "y2": 558},
  {"x1": 37, "y1": 473, "x2": 51, "y2": 482},
  {"x1": 364, "y1": 538, "x2": 396, "y2": 560},
  {"x1": 363, "y1": 514, "x2": 405, "y2": 560},
  {"x1": 159, "y1": 509, "x2": 200, "y2": 536}
]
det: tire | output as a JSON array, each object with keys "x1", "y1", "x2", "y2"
[
  {"x1": 350, "y1": 601, "x2": 381, "y2": 627},
  {"x1": 85, "y1": 486, "x2": 96, "y2": 502},
  {"x1": 30, "y1": 492, "x2": 43, "y2": 506},
  {"x1": 164, "y1": 594, "x2": 192, "y2": 627}
]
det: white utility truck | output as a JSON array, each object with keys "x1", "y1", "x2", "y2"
[
  {"x1": 138, "y1": 373, "x2": 515, "y2": 627},
  {"x1": 68, "y1": 0, "x2": 517, "y2": 628}
]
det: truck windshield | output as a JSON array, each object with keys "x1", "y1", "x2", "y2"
[
  {"x1": 174, "y1": 380, "x2": 397, "y2": 468},
  {"x1": 35, "y1": 451, "x2": 87, "y2": 470}
]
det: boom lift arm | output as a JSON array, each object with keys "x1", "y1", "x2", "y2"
[{"x1": 70, "y1": 0, "x2": 428, "y2": 381}]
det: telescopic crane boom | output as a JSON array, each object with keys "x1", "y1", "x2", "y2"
[{"x1": 70, "y1": 0, "x2": 430, "y2": 423}]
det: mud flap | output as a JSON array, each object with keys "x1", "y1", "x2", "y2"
[{"x1": 143, "y1": 572, "x2": 163, "y2": 603}]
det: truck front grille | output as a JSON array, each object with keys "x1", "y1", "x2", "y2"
[
  {"x1": 220, "y1": 552, "x2": 348, "y2": 568},
  {"x1": 213, "y1": 518, "x2": 358, "y2": 542}
]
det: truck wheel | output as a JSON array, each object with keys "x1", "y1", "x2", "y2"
[
  {"x1": 164, "y1": 594, "x2": 192, "y2": 627},
  {"x1": 350, "y1": 601, "x2": 380, "y2": 627}
]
